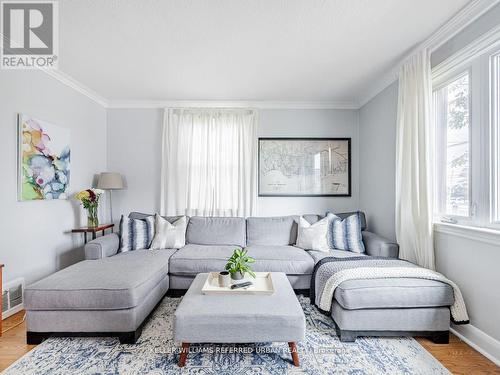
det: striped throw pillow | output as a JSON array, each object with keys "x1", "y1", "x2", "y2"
[
  {"x1": 119, "y1": 215, "x2": 155, "y2": 252},
  {"x1": 326, "y1": 212, "x2": 365, "y2": 253}
]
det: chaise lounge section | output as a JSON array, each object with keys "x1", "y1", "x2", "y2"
[
  {"x1": 25, "y1": 249, "x2": 174, "y2": 344},
  {"x1": 331, "y1": 278, "x2": 454, "y2": 343}
]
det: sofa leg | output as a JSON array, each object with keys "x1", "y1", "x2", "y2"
[
  {"x1": 27, "y1": 331, "x2": 49, "y2": 345},
  {"x1": 178, "y1": 343, "x2": 190, "y2": 367},
  {"x1": 339, "y1": 331, "x2": 357, "y2": 342},
  {"x1": 430, "y1": 331, "x2": 449, "y2": 344},
  {"x1": 288, "y1": 342, "x2": 300, "y2": 366},
  {"x1": 335, "y1": 327, "x2": 357, "y2": 342},
  {"x1": 118, "y1": 327, "x2": 142, "y2": 344}
]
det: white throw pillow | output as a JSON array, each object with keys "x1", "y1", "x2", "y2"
[
  {"x1": 296, "y1": 216, "x2": 330, "y2": 252},
  {"x1": 149, "y1": 214, "x2": 187, "y2": 249}
]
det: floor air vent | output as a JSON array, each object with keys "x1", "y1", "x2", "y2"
[{"x1": 2, "y1": 277, "x2": 25, "y2": 320}]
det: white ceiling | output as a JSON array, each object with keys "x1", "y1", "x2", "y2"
[{"x1": 58, "y1": 0, "x2": 470, "y2": 104}]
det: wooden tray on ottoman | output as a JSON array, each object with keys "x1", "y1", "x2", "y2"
[{"x1": 201, "y1": 272, "x2": 275, "y2": 295}]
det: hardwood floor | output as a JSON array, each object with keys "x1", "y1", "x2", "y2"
[
  {"x1": 417, "y1": 336, "x2": 500, "y2": 374},
  {"x1": 0, "y1": 311, "x2": 35, "y2": 372},
  {"x1": 1, "y1": 311, "x2": 498, "y2": 373}
]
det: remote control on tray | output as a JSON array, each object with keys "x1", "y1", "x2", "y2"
[{"x1": 230, "y1": 281, "x2": 253, "y2": 289}]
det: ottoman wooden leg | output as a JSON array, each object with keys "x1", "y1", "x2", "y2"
[
  {"x1": 288, "y1": 342, "x2": 299, "y2": 367},
  {"x1": 178, "y1": 342, "x2": 190, "y2": 367}
]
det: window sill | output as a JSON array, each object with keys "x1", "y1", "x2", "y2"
[{"x1": 433, "y1": 222, "x2": 500, "y2": 246}]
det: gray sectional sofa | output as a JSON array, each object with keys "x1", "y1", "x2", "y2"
[{"x1": 25, "y1": 211, "x2": 452, "y2": 345}]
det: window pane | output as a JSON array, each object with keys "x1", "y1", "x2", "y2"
[
  {"x1": 435, "y1": 74, "x2": 471, "y2": 216},
  {"x1": 445, "y1": 75, "x2": 470, "y2": 216}
]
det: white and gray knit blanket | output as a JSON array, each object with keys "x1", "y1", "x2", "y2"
[{"x1": 310, "y1": 257, "x2": 469, "y2": 324}]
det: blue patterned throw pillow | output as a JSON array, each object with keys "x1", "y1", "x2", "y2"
[
  {"x1": 326, "y1": 212, "x2": 365, "y2": 253},
  {"x1": 119, "y1": 215, "x2": 155, "y2": 252}
]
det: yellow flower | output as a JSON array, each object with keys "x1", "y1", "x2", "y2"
[{"x1": 75, "y1": 190, "x2": 90, "y2": 201}]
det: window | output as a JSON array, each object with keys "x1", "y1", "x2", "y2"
[
  {"x1": 434, "y1": 73, "x2": 471, "y2": 217},
  {"x1": 161, "y1": 108, "x2": 257, "y2": 217},
  {"x1": 432, "y1": 43, "x2": 500, "y2": 229}
]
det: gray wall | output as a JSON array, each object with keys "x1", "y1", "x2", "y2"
[
  {"x1": 359, "y1": 82, "x2": 398, "y2": 240},
  {"x1": 0, "y1": 69, "x2": 107, "y2": 285},
  {"x1": 106, "y1": 109, "x2": 163, "y2": 219},
  {"x1": 106, "y1": 108, "x2": 359, "y2": 219},
  {"x1": 435, "y1": 231, "x2": 500, "y2": 342}
]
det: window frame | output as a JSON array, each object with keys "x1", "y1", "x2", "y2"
[
  {"x1": 490, "y1": 52, "x2": 500, "y2": 226},
  {"x1": 432, "y1": 42, "x2": 500, "y2": 230},
  {"x1": 433, "y1": 68, "x2": 474, "y2": 224}
]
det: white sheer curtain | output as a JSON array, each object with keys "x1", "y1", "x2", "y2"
[
  {"x1": 395, "y1": 49, "x2": 435, "y2": 270},
  {"x1": 160, "y1": 108, "x2": 257, "y2": 217}
]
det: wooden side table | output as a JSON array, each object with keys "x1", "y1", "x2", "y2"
[
  {"x1": 72, "y1": 224, "x2": 115, "y2": 244},
  {"x1": 0, "y1": 264, "x2": 4, "y2": 337}
]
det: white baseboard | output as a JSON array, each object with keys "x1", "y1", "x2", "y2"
[
  {"x1": 450, "y1": 324, "x2": 500, "y2": 366},
  {"x1": 1, "y1": 303, "x2": 24, "y2": 320}
]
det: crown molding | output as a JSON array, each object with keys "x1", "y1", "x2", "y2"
[
  {"x1": 0, "y1": 32, "x2": 108, "y2": 107},
  {"x1": 42, "y1": 69, "x2": 109, "y2": 108},
  {"x1": 106, "y1": 100, "x2": 360, "y2": 110},
  {"x1": 433, "y1": 22, "x2": 500, "y2": 80},
  {"x1": 28, "y1": 67, "x2": 362, "y2": 109},
  {"x1": 357, "y1": 0, "x2": 500, "y2": 108},
  {"x1": 422, "y1": 0, "x2": 500, "y2": 51}
]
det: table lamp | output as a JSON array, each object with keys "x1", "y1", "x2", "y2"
[{"x1": 97, "y1": 172, "x2": 124, "y2": 223}]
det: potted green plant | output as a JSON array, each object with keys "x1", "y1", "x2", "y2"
[{"x1": 225, "y1": 249, "x2": 256, "y2": 280}]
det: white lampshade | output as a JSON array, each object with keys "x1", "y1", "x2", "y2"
[{"x1": 97, "y1": 172, "x2": 124, "y2": 190}]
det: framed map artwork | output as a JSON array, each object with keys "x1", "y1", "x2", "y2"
[{"x1": 258, "y1": 138, "x2": 351, "y2": 197}]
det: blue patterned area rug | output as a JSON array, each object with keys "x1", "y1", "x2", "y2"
[{"x1": 4, "y1": 296, "x2": 449, "y2": 374}]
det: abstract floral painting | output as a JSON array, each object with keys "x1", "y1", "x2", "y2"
[{"x1": 18, "y1": 114, "x2": 70, "y2": 200}]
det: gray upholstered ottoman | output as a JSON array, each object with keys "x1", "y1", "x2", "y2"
[{"x1": 174, "y1": 272, "x2": 305, "y2": 367}]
